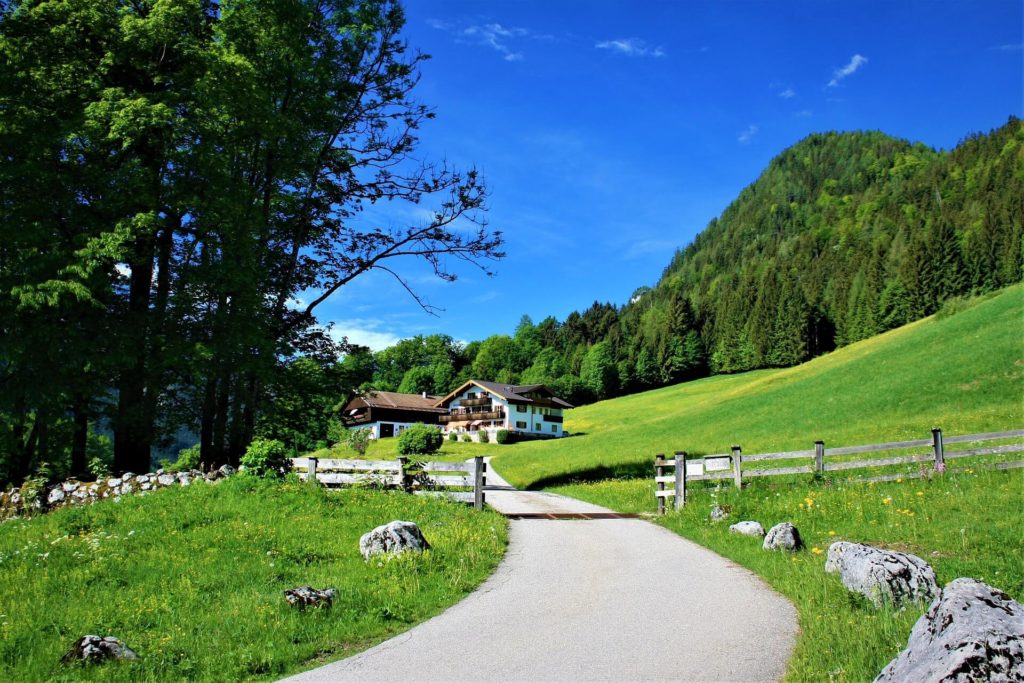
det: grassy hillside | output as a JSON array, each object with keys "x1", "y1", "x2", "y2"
[
  {"x1": 494, "y1": 284, "x2": 1024, "y2": 490},
  {"x1": 0, "y1": 477, "x2": 507, "y2": 681}
]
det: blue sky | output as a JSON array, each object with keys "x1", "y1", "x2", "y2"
[{"x1": 319, "y1": 0, "x2": 1023, "y2": 351}]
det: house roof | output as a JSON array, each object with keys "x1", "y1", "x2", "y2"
[
  {"x1": 435, "y1": 380, "x2": 574, "y2": 409},
  {"x1": 348, "y1": 391, "x2": 448, "y2": 414}
]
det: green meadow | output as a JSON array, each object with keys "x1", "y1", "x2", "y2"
[
  {"x1": 0, "y1": 476, "x2": 507, "y2": 682},
  {"x1": 489, "y1": 285, "x2": 1023, "y2": 681},
  {"x1": 493, "y1": 285, "x2": 1024, "y2": 490}
]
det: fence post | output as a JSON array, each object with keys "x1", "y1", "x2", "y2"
[
  {"x1": 814, "y1": 441, "x2": 825, "y2": 475},
  {"x1": 307, "y1": 457, "x2": 318, "y2": 484},
  {"x1": 397, "y1": 456, "x2": 409, "y2": 492},
  {"x1": 674, "y1": 451, "x2": 687, "y2": 510},
  {"x1": 655, "y1": 454, "x2": 666, "y2": 515},
  {"x1": 474, "y1": 456, "x2": 485, "y2": 511},
  {"x1": 932, "y1": 428, "x2": 945, "y2": 469},
  {"x1": 731, "y1": 446, "x2": 742, "y2": 490}
]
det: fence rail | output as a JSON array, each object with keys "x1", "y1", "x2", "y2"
[
  {"x1": 654, "y1": 427, "x2": 1024, "y2": 514},
  {"x1": 291, "y1": 455, "x2": 487, "y2": 511}
]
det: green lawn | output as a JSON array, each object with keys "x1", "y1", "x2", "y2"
[
  {"x1": 550, "y1": 467, "x2": 1023, "y2": 681},
  {"x1": 493, "y1": 285, "x2": 1024, "y2": 490},
  {"x1": 0, "y1": 476, "x2": 507, "y2": 682}
]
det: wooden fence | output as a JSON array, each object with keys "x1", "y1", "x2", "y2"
[
  {"x1": 655, "y1": 428, "x2": 1024, "y2": 514},
  {"x1": 290, "y1": 455, "x2": 487, "y2": 511}
]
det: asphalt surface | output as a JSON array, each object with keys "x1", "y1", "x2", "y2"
[{"x1": 283, "y1": 463, "x2": 798, "y2": 682}]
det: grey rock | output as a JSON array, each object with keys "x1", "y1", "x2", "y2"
[
  {"x1": 218, "y1": 464, "x2": 236, "y2": 477},
  {"x1": 284, "y1": 586, "x2": 337, "y2": 609},
  {"x1": 157, "y1": 474, "x2": 176, "y2": 487},
  {"x1": 876, "y1": 578, "x2": 1024, "y2": 682},
  {"x1": 73, "y1": 489, "x2": 90, "y2": 500},
  {"x1": 62, "y1": 635, "x2": 139, "y2": 663},
  {"x1": 730, "y1": 521, "x2": 765, "y2": 537},
  {"x1": 141, "y1": 482, "x2": 152, "y2": 491},
  {"x1": 62, "y1": 481, "x2": 80, "y2": 493},
  {"x1": 176, "y1": 472, "x2": 192, "y2": 486},
  {"x1": 763, "y1": 522, "x2": 803, "y2": 552},
  {"x1": 710, "y1": 505, "x2": 729, "y2": 522},
  {"x1": 826, "y1": 542, "x2": 938, "y2": 608},
  {"x1": 156, "y1": 468, "x2": 164, "y2": 475},
  {"x1": 121, "y1": 472, "x2": 135, "y2": 482},
  {"x1": 47, "y1": 488, "x2": 65, "y2": 505},
  {"x1": 360, "y1": 520, "x2": 431, "y2": 559},
  {"x1": 106, "y1": 478, "x2": 121, "y2": 488}
]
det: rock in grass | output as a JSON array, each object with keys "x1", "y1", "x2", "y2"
[
  {"x1": 763, "y1": 522, "x2": 803, "y2": 551},
  {"x1": 710, "y1": 505, "x2": 729, "y2": 522},
  {"x1": 730, "y1": 521, "x2": 765, "y2": 537},
  {"x1": 62, "y1": 635, "x2": 138, "y2": 663},
  {"x1": 825, "y1": 541, "x2": 937, "y2": 608},
  {"x1": 360, "y1": 520, "x2": 431, "y2": 559},
  {"x1": 284, "y1": 586, "x2": 337, "y2": 609},
  {"x1": 875, "y1": 578, "x2": 1024, "y2": 682}
]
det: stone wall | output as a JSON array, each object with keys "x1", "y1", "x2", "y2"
[{"x1": 0, "y1": 465, "x2": 234, "y2": 522}]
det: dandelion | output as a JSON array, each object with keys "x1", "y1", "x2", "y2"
[
  {"x1": 916, "y1": 491, "x2": 924, "y2": 497},
  {"x1": 882, "y1": 497, "x2": 892, "y2": 505},
  {"x1": 828, "y1": 530, "x2": 837, "y2": 536},
  {"x1": 896, "y1": 478, "x2": 903, "y2": 484},
  {"x1": 811, "y1": 547, "x2": 823, "y2": 555}
]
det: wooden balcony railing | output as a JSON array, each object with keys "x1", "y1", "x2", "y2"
[
  {"x1": 439, "y1": 410, "x2": 505, "y2": 424},
  {"x1": 460, "y1": 397, "x2": 492, "y2": 407}
]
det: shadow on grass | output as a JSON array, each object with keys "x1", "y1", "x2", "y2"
[{"x1": 525, "y1": 461, "x2": 654, "y2": 490}]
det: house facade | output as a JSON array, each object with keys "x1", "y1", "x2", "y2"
[
  {"x1": 340, "y1": 391, "x2": 446, "y2": 439},
  {"x1": 435, "y1": 380, "x2": 573, "y2": 441}
]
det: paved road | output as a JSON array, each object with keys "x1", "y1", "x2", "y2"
[{"x1": 283, "y1": 463, "x2": 797, "y2": 682}]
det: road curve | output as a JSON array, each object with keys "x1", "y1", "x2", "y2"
[{"x1": 283, "y1": 463, "x2": 798, "y2": 682}]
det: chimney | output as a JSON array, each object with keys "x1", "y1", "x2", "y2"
[{"x1": 422, "y1": 391, "x2": 428, "y2": 399}]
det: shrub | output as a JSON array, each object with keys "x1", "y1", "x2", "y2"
[
  {"x1": 397, "y1": 423, "x2": 443, "y2": 456},
  {"x1": 240, "y1": 438, "x2": 292, "y2": 478},
  {"x1": 495, "y1": 429, "x2": 511, "y2": 445},
  {"x1": 448, "y1": 432, "x2": 458, "y2": 443},
  {"x1": 478, "y1": 429, "x2": 489, "y2": 444},
  {"x1": 346, "y1": 427, "x2": 371, "y2": 456},
  {"x1": 167, "y1": 443, "x2": 201, "y2": 473},
  {"x1": 326, "y1": 418, "x2": 345, "y2": 446},
  {"x1": 461, "y1": 433, "x2": 472, "y2": 443}
]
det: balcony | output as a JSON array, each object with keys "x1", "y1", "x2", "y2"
[
  {"x1": 542, "y1": 414, "x2": 563, "y2": 423},
  {"x1": 439, "y1": 409, "x2": 505, "y2": 424},
  {"x1": 460, "y1": 397, "x2": 492, "y2": 407}
]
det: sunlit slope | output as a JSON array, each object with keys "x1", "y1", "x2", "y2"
[{"x1": 494, "y1": 285, "x2": 1024, "y2": 490}]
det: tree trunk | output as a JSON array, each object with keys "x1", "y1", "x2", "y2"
[{"x1": 114, "y1": 243, "x2": 155, "y2": 475}]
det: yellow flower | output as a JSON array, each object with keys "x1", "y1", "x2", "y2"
[
  {"x1": 916, "y1": 491, "x2": 924, "y2": 496},
  {"x1": 882, "y1": 497, "x2": 892, "y2": 505},
  {"x1": 811, "y1": 547, "x2": 824, "y2": 555},
  {"x1": 804, "y1": 497, "x2": 814, "y2": 508},
  {"x1": 828, "y1": 530, "x2": 837, "y2": 536}
]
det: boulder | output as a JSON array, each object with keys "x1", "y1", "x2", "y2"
[
  {"x1": 62, "y1": 481, "x2": 79, "y2": 493},
  {"x1": 825, "y1": 542, "x2": 938, "y2": 608},
  {"x1": 360, "y1": 520, "x2": 431, "y2": 559},
  {"x1": 284, "y1": 586, "x2": 337, "y2": 609},
  {"x1": 730, "y1": 521, "x2": 765, "y2": 537},
  {"x1": 47, "y1": 488, "x2": 66, "y2": 506},
  {"x1": 157, "y1": 474, "x2": 176, "y2": 487},
  {"x1": 62, "y1": 635, "x2": 139, "y2": 663},
  {"x1": 218, "y1": 465, "x2": 236, "y2": 478},
  {"x1": 710, "y1": 505, "x2": 729, "y2": 522},
  {"x1": 876, "y1": 578, "x2": 1024, "y2": 682},
  {"x1": 763, "y1": 522, "x2": 803, "y2": 551}
]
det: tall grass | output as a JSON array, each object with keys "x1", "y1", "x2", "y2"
[
  {"x1": 0, "y1": 476, "x2": 507, "y2": 681},
  {"x1": 494, "y1": 284, "x2": 1024, "y2": 490},
  {"x1": 551, "y1": 467, "x2": 1023, "y2": 681}
]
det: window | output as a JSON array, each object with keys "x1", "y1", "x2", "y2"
[
  {"x1": 515, "y1": 421, "x2": 527, "y2": 429},
  {"x1": 551, "y1": 425, "x2": 558, "y2": 433},
  {"x1": 517, "y1": 405, "x2": 526, "y2": 413}
]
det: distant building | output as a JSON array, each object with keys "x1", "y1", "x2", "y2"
[
  {"x1": 435, "y1": 380, "x2": 573, "y2": 441},
  {"x1": 340, "y1": 391, "x2": 446, "y2": 439}
]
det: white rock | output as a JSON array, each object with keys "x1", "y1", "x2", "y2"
[
  {"x1": 360, "y1": 521, "x2": 431, "y2": 559},
  {"x1": 730, "y1": 521, "x2": 765, "y2": 537},
  {"x1": 825, "y1": 542, "x2": 937, "y2": 608},
  {"x1": 763, "y1": 522, "x2": 803, "y2": 551},
  {"x1": 47, "y1": 488, "x2": 66, "y2": 505}
]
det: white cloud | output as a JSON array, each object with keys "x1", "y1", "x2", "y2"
[
  {"x1": 595, "y1": 38, "x2": 665, "y2": 58},
  {"x1": 991, "y1": 43, "x2": 1023, "y2": 51},
  {"x1": 828, "y1": 54, "x2": 868, "y2": 87},
  {"x1": 430, "y1": 19, "x2": 531, "y2": 61},
  {"x1": 328, "y1": 320, "x2": 402, "y2": 351},
  {"x1": 623, "y1": 239, "x2": 676, "y2": 260},
  {"x1": 779, "y1": 88, "x2": 796, "y2": 99},
  {"x1": 795, "y1": 109, "x2": 813, "y2": 118},
  {"x1": 737, "y1": 124, "x2": 759, "y2": 144}
]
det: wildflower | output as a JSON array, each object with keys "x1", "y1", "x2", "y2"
[
  {"x1": 882, "y1": 497, "x2": 892, "y2": 505},
  {"x1": 811, "y1": 547, "x2": 823, "y2": 555},
  {"x1": 804, "y1": 497, "x2": 814, "y2": 508},
  {"x1": 916, "y1": 491, "x2": 924, "y2": 497},
  {"x1": 828, "y1": 530, "x2": 837, "y2": 536},
  {"x1": 896, "y1": 478, "x2": 903, "y2": 484},
  {"x1": 935, "y1": 462, "x2": 947, "y2": 473}
]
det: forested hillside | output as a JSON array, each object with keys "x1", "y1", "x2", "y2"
[{"x1": 356, "y1": 118, "x2": 1022, "y2": 406}]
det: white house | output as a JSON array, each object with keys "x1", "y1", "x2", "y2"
[
  {"x1": 340, "y1": 391, "x2": 446, "y2": 439},
  {"x1": 434, "y1": 380, "x2": 573, "y2": 441}
]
